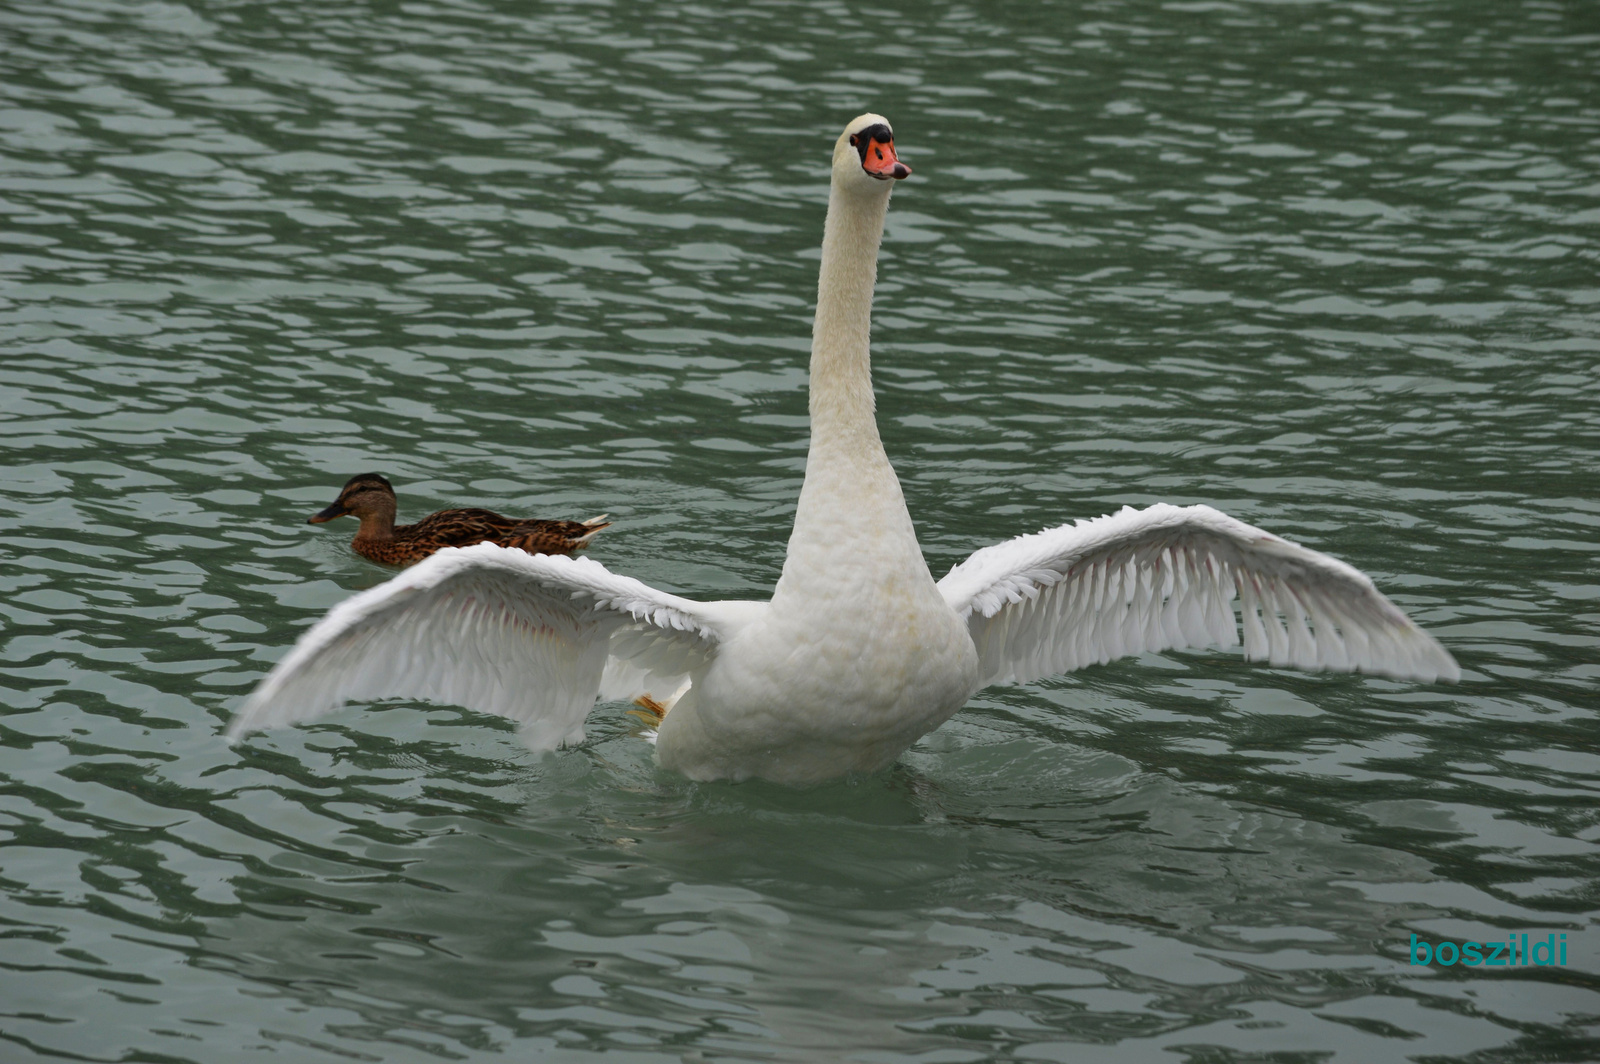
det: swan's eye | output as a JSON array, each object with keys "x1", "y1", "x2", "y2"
[{"x1": 853, "y1": 124, "x2": 893, "y2": 161}]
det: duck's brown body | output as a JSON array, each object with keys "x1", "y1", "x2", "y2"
[{"x1": 309, "y1": 473, "x2": 608, "y2": 567}]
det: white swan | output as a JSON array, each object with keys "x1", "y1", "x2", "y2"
[{"x1": 229, "y1": 114, "x2": 1458, "y2": 786}]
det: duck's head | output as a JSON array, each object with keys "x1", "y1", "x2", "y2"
[
  {"x1": 309, "y1": 473, "x2": 396, "y2": 524},
  {"x1": 833, "y1": 113, "x2": 911, "y2": 193}
]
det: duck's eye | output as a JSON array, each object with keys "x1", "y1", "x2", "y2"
[{"x1": 849, "y1": 134, "x2": 858, "y2": 146}]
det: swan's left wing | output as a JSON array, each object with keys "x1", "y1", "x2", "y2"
[
  {"x1": 229, "y1": 543, "x2": 738, "y2": 750},
  {"x1": 938, "y1": 503, "x2": 1458, "y2": 688}
]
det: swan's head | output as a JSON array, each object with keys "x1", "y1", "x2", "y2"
[
  {"x1": 833, "y1": 113, "x2": 911, "y2": 192},
  {"x1": 309, "y1": 472, "x2": 397, "y2": 524}
]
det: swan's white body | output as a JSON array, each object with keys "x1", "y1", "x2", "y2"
[{"x1": 230, "y1": 115, "x2": 1457, "y2": 785}]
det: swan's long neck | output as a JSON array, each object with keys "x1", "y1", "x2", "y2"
[
  {"x1": 809, "y1": 184, "x2": 888, "y2": 453},
  {"x1": 774, "y1": 176, "x2": 927, "y2": 600}
]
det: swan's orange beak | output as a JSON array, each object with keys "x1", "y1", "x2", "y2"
[{"x1": 860, "y1": 136, "x2": 910, "y2": 180}]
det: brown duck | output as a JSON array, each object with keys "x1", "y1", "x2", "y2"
[{"x1": 308, "y1": 473, "x2": 610, "y2": 567}]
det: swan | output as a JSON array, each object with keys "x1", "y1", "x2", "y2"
[{"x1": 229, "y1": 114, "x2": 1458, "y2": 786}]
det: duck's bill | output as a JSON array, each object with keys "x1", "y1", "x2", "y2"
[{"x1": 307, "y1": 502, "x2": 348, "y2": 524}]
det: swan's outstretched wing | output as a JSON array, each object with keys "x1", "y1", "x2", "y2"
[
  {"x1": 229, "y1": 543, "x2": 751, "y2": 749},
  {"x1": 938, "y1": 503, "x2": 1458, "y2": 688}
]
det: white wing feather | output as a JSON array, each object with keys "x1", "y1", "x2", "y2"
[
  {"x1": 229, "y1": 542, "x2": 749, "y2": 749},
  {"x1": 938, "y1": 503, "x2": 1458, "y2": 688}
]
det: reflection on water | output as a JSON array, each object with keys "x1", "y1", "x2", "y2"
[{"x1": 1, "y1": 0, "x2": 1597, "y2": 1060}]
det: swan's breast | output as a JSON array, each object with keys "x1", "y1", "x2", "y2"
[{"x1": 655, "y1": 568, "x2": 978, "y2": 784}]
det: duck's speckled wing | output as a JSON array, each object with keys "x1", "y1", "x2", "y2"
[
  {"x1": 938, "y1": 503, "x2": 1458, "y2": 689},
  {"x1": 399, "y1": 510, "x2": 606, "y2": 555},
  {"x1": 403, "y1": 508, "x2": 524, "y2": 547},
  {"x1": 229, "y1": 543, "x2": 752, "y2": 750}
]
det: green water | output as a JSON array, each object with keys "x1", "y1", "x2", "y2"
[{"x1": 2, "y1": 0, "x2": 1598, "y2": 1060}]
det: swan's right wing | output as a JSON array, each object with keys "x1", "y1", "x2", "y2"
[
  {"x1": 938, "y1": 503, "x2": 1458, "y2": 688},
  {"x1": 229, "y1": 543, "x2": 742, "y2": 749}
]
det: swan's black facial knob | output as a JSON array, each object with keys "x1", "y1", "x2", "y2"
[{"x1": 849, "y1": 124, "x2": 911, "y2": 180}]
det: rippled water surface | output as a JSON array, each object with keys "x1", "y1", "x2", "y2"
[{"x1": 3, "y1": 0, "x2": 1598, "y2": 1060}]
